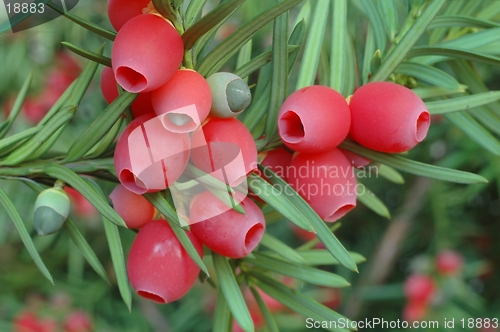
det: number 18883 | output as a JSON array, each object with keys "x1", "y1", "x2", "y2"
[
  {"x1": 461, "y1": 318, "x2": 499, "y2": 329},
  {"x1": 6, "y1": 2, "x2": 45, "y2": 14}
]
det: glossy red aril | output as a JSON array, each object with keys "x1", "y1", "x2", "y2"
[
  {"x1": 111, "y1": 14, "x2": 183, "y2": 93},
  {"x1": 63, "y1": 311, "x2": 93, "y2": 332},
  {"x1": 403, "y1": 301, "x2": 428, "y2": 322},
  {"x1": 151, "y1": 69, "x2": 212, "y2": 133},
  {"x1": 13, "y1": 311, "x2": 40, "y2": 332},
  {"x1": 278, "y1": 85, "x2": 351, "y2": 153},
  {"x1": 127, "y1": 220, "x2": 203, "y2": 304},
  {"x1": 339, "y1": 148, "x2": 371, "y2": 168},
  {"x1": 349, "y1": 81, "x2": 430, "y2": 153},
  {"x1": 114, "y1": 113, "x2": 191, "y2": 194},
  {"x1": 404, "y1": 274, "x2": 435, "y2": 304},
  {"x1": 191, "y1": 117, "x2": 257, "y2": 187},
  {"x1": 107, "y1": 0, "x2": 151, "y2": 31},
  {"x1": 259, "y1": 147, "x2": 293, "y2": 181},
  {"x1": 189, "y1": 191, "x2": 265, "y2": 258},
  {"x1": 64, "y1": 187, "x2": 97, "y2": 218},
  {"x1": 436, "y1": 249, "x2": 464, "y2": 276},
  {"x1": 287, "y1": 148, "x2": 357, "y2": 222},
  {"x1": 109, "y1": 184, "x2": 155, "y2": 229},
  {"x1": 100, "y1": 66, "x2": 154, "y2": 118}
]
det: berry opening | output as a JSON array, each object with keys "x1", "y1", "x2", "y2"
[
  {"x1": 325, "y1": 204, "x2": 355, "y2": 222},
  {"x1": 415, "y1": 111, "x2": 430, "y2": 142},
  {"x1": 119, "y1": 169, "x2": 147, "y2": 194},
  {"x1": 244, "y1": 223, "x2": 264, "y2": 254},
  {"x1": 164, "y1": 113, "x2": 195, "y2": 132},
  {"x1": 279, "y1": 110, "x2": 305, "y2": 143},
  {"x1": 116, "y1": 66, "x2": 147, "y2": 93},
  {"x1": 137, "y1": 290, "x2": 166, "y2": 304}
]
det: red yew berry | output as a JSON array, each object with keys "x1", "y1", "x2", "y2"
[
  {"x1": 436, "y1": 249, "x2": 464, "y2": 276},
  {"x1": 287, "y1": 148, "x2": 357, "y2": 222},
  {"x1": 107, "y1": 0, "x2": 151, "y2": 31},
  {"x1": 404, "y1": 274, "x2": 435, "y2": 304},
  {"x1": 191, "y1": 117, "x2": 257, "y2": 187},
  {"x1": 189, "y1": 191, "x2": 265, "y2": 258},
  {"x1": 339, "y1": 148, "x2": 371, "y2": 168},
  {"x1": 278, "y1": 85, "x2": 351, "y2": 153},
  {"x1": 38, "y1": 318, "x2": 57, "y2": 332},
  {"x1": 349, "y1": 81, "x2": 430, "y2": 153},
  {"x1": 64, "y1": 187, "x2": 97, "y2": 218},
  {"x1": 22, "y1": 98, "x2": 47, "y2": 123},
  {"x1": 290, "y1": 223, "x2": 325, "y2": 248},
  {"x1": 320, "y1": 287, "x2": 342, "y2": 310},
  {"x1": 114, "y1": 113, "x2": 191, "y2": 194},
  {"x1": 243, "y1": 287, "x2": 285, "y2": 313},
  {"x1": 290, "y1": 222, "x2": 315, "y2": 242},
  {"x1": 403, "y1": 300, "x2": 428, "y2": 322},
  {"x1": 127, "y1": 220, "x2": 203, "y2": 304},
  {"x1": 109, "y1": 184, "x2": 155, "y2": 229},
  {"x1": 111, "y1": 14, "x2": 183, "y2": 93},
  {"x1": 151, "y1": 69, "x2": 212, "y2": 133},
  {"x1": 249, "y1": 148, "x2": 293, "y2": 203},
  {"x1": 63, "y1": 311, "x2": 92, "y2": 332},
  {"x1": 13, "y1": 311, "x2": 40, "y2": 332},
  {"x1": 232, "y1": 310, "x2": 264, "y2": 332},
  {"x1": 100, "y1": 66, "x2": 154, "y2": 118},
  {"x1": 260, "y1": 147, "x2": 293, "y2": 181}
]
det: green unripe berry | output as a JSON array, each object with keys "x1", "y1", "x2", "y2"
[
  {"x1": 206, "y1": 72, "x2": 251, "y2": 118},
  {"x1": 34, "y1": 187, "x2": 70, "y2": 236}
]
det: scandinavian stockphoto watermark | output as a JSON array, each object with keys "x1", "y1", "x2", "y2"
[
  {"x1": 252, "y1": 160, "x2": 378, "y2": 199},
  {"x1": 305, "y1": 317, "x2": 499, "y2": 330},
  {"x1": 2, "y1": 0, "x2": 78, "y2": 32}
]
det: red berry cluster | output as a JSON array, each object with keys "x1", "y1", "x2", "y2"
[
  {"x1": 13, "y1": 293, "x2": 92, "y2": 332},
  {"x1": 4, "y1": 52, "x2": 81, "y2": 123},
  {"x1": 103, "y1": 1, "x2": 431, "y2": 306},
  {"x1": 104, "y1": 2, "x2": 262, "y2": 304},
  {"x1": 275, "y1": 82, "x2": 430, "y2": 222},
  {"x1": 403, "y1": 250, "x2": 464, "y2": 322}
]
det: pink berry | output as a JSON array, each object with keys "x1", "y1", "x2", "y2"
[
  {"x1": 404, "y1": 274, "x2": 435, "y2": 304},
  {"x1": 109, "y1": 184, "x2": 155, "y2": 229},
  {"x1": 402, "y1": 301, "x2": 428, "y2": 322},
  {"x1": 152, "y1": 69, "x2": 212, "y2": 133},
  {"x1": 320, "y1": 287, "x2": 342, "y2": 310},
  {"x1": 22, "y1": 98, "x2": 47, "y2": 123},
  {"x1": 232, "y1": 310, "x2": 264, "y2": 332},
  {"x1": 349, "y1": 81, "x2": 430, "y2": 153},
  {"x1": 38, "y1": 318, "x2": 58, "y2": 332},
  {"x1": 243, "y1": 287, "x2": 284, "y2": 313},
  {"x1": 63, "y1": 311, "x2": 92, "y2": 332},
  {"x1": 191, "y1": 117, "x2": 257, "y2": 187},
  {"x1": 107, "y1": 0, "x2": 151, "y2": 31},
  {"x1": 127, "y1": 220, "x2": 203, "y2": 303},
  {"x1": 260, "y1": 148, "x2": 293, "y2": 181},
  {"x1": 64, "y1": 187, "x2": 97, "y2": 218},
  {"x1": 100, "y1": 66, "x2": 154, "y2": 118},
  {"x1": 13, "y1": 311, "x2": 39, "y2": 332},
  {"x1": 189, "y1": 191, "x2": 265, "y2": 258},
  {"x1": 114, "y1": 113, "x2": 191, "y2": 194},
  {"x1": 278, "y1": 85, "x2": 351, "y2": 153},
  {"x1": 286, "y1": 148, "x2": 357, "y2": 222},
  {"x1": 436, "y1": 249, "x2": 464, "y2": 276},
  {"x1": 249, "y1": 148, "x2": 293, "y2": 203},
  {"x1": 339, "y1": 148, "x2": 371, "y2": 168},
  {"x1": 111, "y1": 14, "x2": 183, "y2": 93}
]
